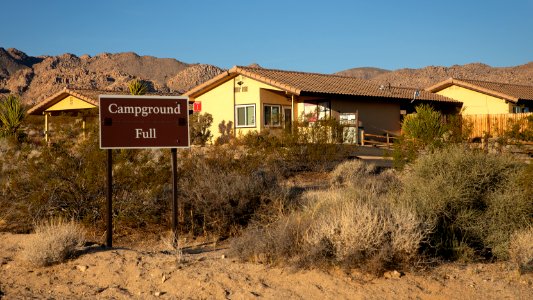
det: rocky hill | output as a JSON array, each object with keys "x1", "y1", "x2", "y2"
[
  {"x1": 337, "y1": 63, "x2": 533, "y2": 88},
  {"x1": 2, "y1": 47, "x2": 533, "y2": 105},
  {"x1": 167, "y1": 64, "x2": 224, "y2": 93},
  {"x1": 335, "y1": 67, "x2": 390, "y2": 80},
  {"x1": 0, "y1": 48, "x2": 224, "y2": 105}
]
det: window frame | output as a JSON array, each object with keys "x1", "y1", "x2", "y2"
[
  {"x1": 235, "y1": 104, "x2": 256, "y2": 128},
  {"x1": 303, "y1": 100, "x2": 331, "y2": 122},
  {"x1": 263, "y1": 104, "x2": 282, "y2": 127}
]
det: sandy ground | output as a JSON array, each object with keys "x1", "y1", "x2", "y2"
[{"x1": 0, "y1": 232, "x2": 532, "y2": 300}]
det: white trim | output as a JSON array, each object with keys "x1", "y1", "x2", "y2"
[
  {"x1": 235, "y1": 104, "x2": 256, "y2": 128},
  {"x1": 98, "y1": 95, "x2": 190, "y2": 149}
]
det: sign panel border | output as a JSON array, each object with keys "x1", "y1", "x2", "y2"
[{"x1": 99, "y1": 95, "x2": 190, "y2": 149}]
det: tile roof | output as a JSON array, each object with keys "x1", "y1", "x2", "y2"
[
  {"x1": 185, "y1": 66, "x2": 459, "y2": 104},
  {"x1": 426, "y1": 78, "x2": 533, "y2": 103},
  {"x1": 27, "y1": 87, "x2": 178, "y2": 115}
]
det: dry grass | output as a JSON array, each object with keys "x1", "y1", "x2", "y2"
[
  {"x1": 230, "y1": 171, "x2": 423, "y2": 274},
  {"x1": 22, "y1": 219, "x2": 85, "y2": 267},
  {"x1": 303, "y1": 187, "x2": 423, "y2": 270},
  {"x1": 509, "y1": 227, "x2": 533, "y2": 274},
  {"x1": 329, "y1": 159, "x2": 377, "y2": 187}
]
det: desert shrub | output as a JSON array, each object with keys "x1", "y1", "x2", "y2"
[
  {"x1": 329, "y1": 159, "x2": 377, "y2": 186},
  {"x1": 401, "y1": 104, "x2": 448, "y2": 146},
  {"x1": 177, "y1": 146, "x2": 284, "y2": 237},
  {"x1": 189, "y1": 112, "x2": 213, "y2": 146},
  {"x1": 0, "y1": 94, "x2": 26, "y2": 140},
  {"x1": 128, "y1": 79, "x2": 148, "y2": 95},
  {"x1": 1, "y1": 127, "x2": 172, "y2": 231},
  {"x1": 215, "y1": 120, "x2": 234, "y2": 145},
  {"x1": 22, "y1": 219, "x2": 85, "y2": 267},
  {"x1": 230, "y1": 171, "x2": 423, "y2": 274},
  {"x1": 504, "y1": 114, "x2": 533, "y2": 142},
  {"x1": 397, "y1": 146, "x2": 531, "y2": 260},
  {"x1": 509, "y1": 226, "x2": 533, "y2": 274},
  {"x1": 393, "y1": 105, "x2": 466, "y2": 169},
  {"x1": 236, "y1": 119, "x2": 351, "y2": 173}
]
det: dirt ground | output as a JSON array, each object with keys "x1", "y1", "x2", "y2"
[{"x1": 1, "y1": 232, "x2": 532, "y2": 300}]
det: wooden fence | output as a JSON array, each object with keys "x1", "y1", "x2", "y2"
[
  {"x1": 461, "y1": 113, "x2": 533, "y2": 139},
  {"x1": 360, "y1": 131, "x2": 398, "y2": 148}
]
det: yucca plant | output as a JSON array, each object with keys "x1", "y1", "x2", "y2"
[
  {"x1": 128, "y1": 79, "x2": 148, "y2": 95},
  {"x1": 0, "y1": 94, "x2": 26, "y2": 138}
]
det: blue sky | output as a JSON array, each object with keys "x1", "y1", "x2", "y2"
[{"x1": 1, "y1": 0, "x2": 532, "y2": 73}]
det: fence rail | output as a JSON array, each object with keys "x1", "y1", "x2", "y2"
[
  {"x1": 361, "y1": 131, "x2": 398, "y2": 148},
  {"x1": 462, "y1": 113, "x2": 533, "y2": 139}
]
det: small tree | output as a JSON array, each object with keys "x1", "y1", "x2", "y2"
[
  {"x1": 402, "y1": 104, "x2": 447, "y2": 145},
  {"x1": 393, "y1": 104, "x2": 449, "y2": 168},
  {"x1": 190, "y1": 112, "x2": 213, "y2": 146},
  {"x1": 128, "y1": 79, "x2": 148, "y2": 95},
  {"x1": 0, "y1": 94, "x2": 26, "y2": 138}
]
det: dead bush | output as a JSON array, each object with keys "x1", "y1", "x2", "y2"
[
  {"x1": 22, "y1": 219, "x2": 85, "y2": 267},
  {"x1": 509, "y1": 227, "x2": 533, "y2": 274},
  {"x1": 230, "y1": 172, "x2": 423, "y2": 274},
  {"x1": 177, "y1": 146, "x2": 284, "y2": 237},
  {"x1": 329, "y1": 159, "x2": 377, "y2": 187}
]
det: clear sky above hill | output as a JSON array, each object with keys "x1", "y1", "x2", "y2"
[{"x1": 2, "y1": 0, "x2": 532, "y2": 73}]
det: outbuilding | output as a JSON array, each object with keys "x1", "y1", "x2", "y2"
[{"x1": 426, "y1": 78, "x2": 533, "y2": 115}]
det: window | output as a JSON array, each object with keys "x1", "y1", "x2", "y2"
[
  {"x1": 513, "y1": 105, "x2": 530, "y2": 113},
  {"x1": 264, "y1": 104, "x2": 281, "y2": 127},
  {"x1": 235, "y1": 104, "x2": 255, "y2": 127},
  {"x1": 303, "y1": 101, "x2": 331, "y2": 122}
]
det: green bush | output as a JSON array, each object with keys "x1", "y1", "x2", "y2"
[
  {"x1": 189, "y1": 112, "x2": 213, "y2": 146},
  {"x1": 397, "y1": 146, "x2": 531, "y2": 260},
  {"x1": 128, "y1": 79, "x2": 148, "y2": 95},
  {"x1": 0, "y1": 127, "x2": 171, "y2": 231},
  {"x1": 0, "y1": 94, "x2": 26, "y2": 139},
  {"x1": 393, "y1": 105, "x2": 467, "y2": 169},
  {"x1": 401, "y1": 104, "x2": 448, "y2": 146},
  {"x1": 236, "y1": 119, "x2": 350, "y2": 173}
]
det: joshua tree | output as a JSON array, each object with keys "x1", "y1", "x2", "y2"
[
  {"x1": 128, "y1": 79, "x2": 148, "y2": 95},
  {"x1": 0, "y1": 94, "x2": 26, "y2": 138}
]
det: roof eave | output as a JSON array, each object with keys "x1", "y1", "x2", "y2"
[
  {"x1": 27, "y1": 88, "x2": 99, "y2": 115},
  {"x1": 234, "y1": 67, "x2": 301, "y2": 96},
  {"x1": 426, "y1": 78, "x2": 519, "y2": 103}
]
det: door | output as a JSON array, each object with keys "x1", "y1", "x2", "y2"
[{"x1": 283, "y1": 106, "x2": 292, "y2": 130}]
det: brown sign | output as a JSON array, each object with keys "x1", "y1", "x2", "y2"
[{"x1": 99, "y1": 95, "x2": 189, "y2": 149}]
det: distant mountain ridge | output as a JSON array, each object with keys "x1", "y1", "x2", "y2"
[
  {"x1": 0, "y1": 48, "x2": 224, "y2": 104},
  {"x1": 336, "y1": 63, "x2": 533, "y2": 88},
  {"x1": 1, "y1": 47, "x2": 532, "y2": 105}
]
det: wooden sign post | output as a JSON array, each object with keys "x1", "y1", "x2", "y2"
[{"x1": 99, "y1": 95, "x2": 190, "y2": 248}]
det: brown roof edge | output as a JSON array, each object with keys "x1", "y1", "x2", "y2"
[
  {"x1": 184, "y1": 66, "x2": 302, "y2": 98},
  {"x1": 425, "y1": 78, "x2": 520, "y2": 103},
  {"x1": 234, "y1": 66, "x2": 302, "y2": 95},
  {"x1": 183, "y1": 69, "x2": 235, "y2": 97}
]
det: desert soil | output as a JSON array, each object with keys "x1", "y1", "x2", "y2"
[{"x1": 0, "y1": 232, "x2": 532, "y2": 300}]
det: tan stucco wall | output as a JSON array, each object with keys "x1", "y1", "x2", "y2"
[
  {"x1": 191, "y1": 75, "x2": 288, "y2": 140},
  {"x1": 436, "y1": 85, "x2": 512, "y2": 115},
  {"x1": 46, "y1": 95, "x2": 96, "y2": 112}
]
